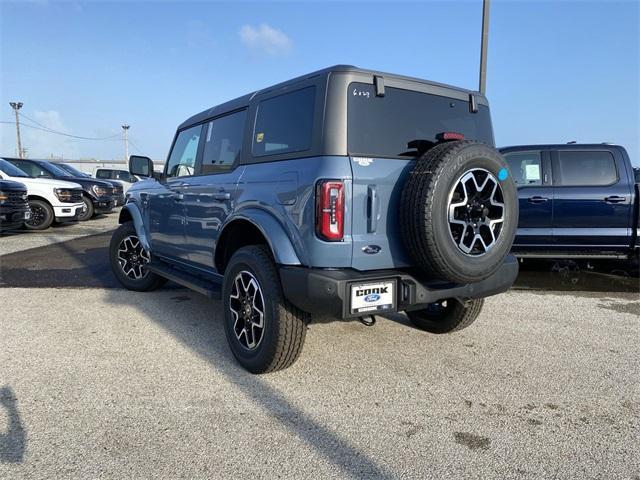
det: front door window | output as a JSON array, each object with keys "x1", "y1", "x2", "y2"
[{"x1": 166, "y1": 125, "x2": 202, "y2": 178}]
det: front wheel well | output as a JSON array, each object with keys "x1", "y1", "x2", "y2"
[
  {"x1": 215, "y1": 220, "x2": 269, "y2": 274},
  {"x1": 27, "y1": 195, "x2": 52, "y2": 206},
  {"x1": 118, "y1": 207, "x2": 133, "y2": 224}
]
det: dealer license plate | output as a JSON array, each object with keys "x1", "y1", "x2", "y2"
[{"x1": 350, "y1": 281, "x2": 395, "y2": 314}]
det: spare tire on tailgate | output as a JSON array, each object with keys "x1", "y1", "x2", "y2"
[{"x1": 400, "y1": 140, "x2": 518, "y2": 284}]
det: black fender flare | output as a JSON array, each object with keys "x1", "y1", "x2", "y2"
[
  {"x1": 118, "y1": 203, "x2": 151, "y2": 252},
  {"x1": 221, "y1": 209, "x2": 305, "y2": 266}
]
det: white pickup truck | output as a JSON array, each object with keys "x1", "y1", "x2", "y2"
[{"x1": 0, "y1": 158, "x2": 86, "y2": 230}]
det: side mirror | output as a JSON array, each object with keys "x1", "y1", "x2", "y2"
[{"x1": 129, "y1": 155, "x2": 154, "y2": 178}]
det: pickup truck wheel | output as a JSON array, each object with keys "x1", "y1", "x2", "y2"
[
  {"x1": 78, "y1": 195, "x2": 94, "y2": 221},
  {"x1": 222, "y1": 245, "x2": 308, "y2": 374},
  {"x1": 109, "y1": 221, "x2": 167, "y2": 291},
  {"x1": 400, "y1": 141, "x2": 518, "y2": 284},
  {"x1": 24, "y1": 199, "x2": 54, "y2": 230},
  {"x1": 406, "y1": 298, "x2": 484, "y2": 334}
]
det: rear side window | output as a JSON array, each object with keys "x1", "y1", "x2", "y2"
[
  {"x1": 504, "y1": 151, "x2": 542, "y2": 186},
  {"x1": 348, "y1": 83, "x2": 494, "y2": 159},
  {"x1": 96, "y1": 170, "x2": 111, "y2": 179},
  {"x1": 557, "y1": 151, "x2": 617, "y2": 186},
  {"x1": 252, "y1": 86, "x2": 315, "y2": 157},
  {"x1": 113, "y1": 170, "x2": 136, "y2": 182},
  {"x1": 202, "y1": 110, "x2": 246, "y2": 173}
]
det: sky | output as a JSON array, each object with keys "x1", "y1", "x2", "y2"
[{"x1": 1, "y1": 0, "x2": 638, "y2": 165}]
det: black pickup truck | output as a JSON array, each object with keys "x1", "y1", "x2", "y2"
[
  {"x1": 500, "y1": 143, "x2": 639, "y2": 262},
  {"x1": 0, "y1": 179, "x2": 30, "y2": 232}
]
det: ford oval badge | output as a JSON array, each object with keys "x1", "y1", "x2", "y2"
[
  {"x1": 364, "y1": 293, "x2": 380, "y2": 303},
  {"x1": 362, "y1": 245, "x2": 382, "y2": 255}
]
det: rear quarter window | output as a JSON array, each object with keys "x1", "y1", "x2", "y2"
[
  {"x1": 252, "y1": 86, "x2": 315, "y2": 157},
  {"x1": 348, "y1": 82, "x2": 494, "y2": 159}
]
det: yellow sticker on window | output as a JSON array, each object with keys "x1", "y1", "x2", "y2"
[{"x1": 256, "y1": 132, "x2": 264, "y2": 143}]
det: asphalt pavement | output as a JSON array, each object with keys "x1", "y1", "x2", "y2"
[{"x1": 0, "y1": 216, "x2": 639, "y2": 479}]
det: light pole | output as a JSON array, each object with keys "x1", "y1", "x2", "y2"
[
  {"x1": 9, "y1": 102, "x2": 24, "y2": 158},
  {"x1": 479, "y1": 0, "x2": 491, "y2": 94},
  {"x1": 122, "y1": 124, "x2": 130, "y2": 162}
]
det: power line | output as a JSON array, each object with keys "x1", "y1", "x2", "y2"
[
  {"x1": 0, "y1": 121, "x2": 122, "y2": 141},
  {"x1": 127, "y1": 137, "x2": 144, "y2": 153},
  {"x1": 10, "y1": 112, "x2": 121, "y2": 140}
]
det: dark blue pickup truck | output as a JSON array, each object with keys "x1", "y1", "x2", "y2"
[{"x1": 500, "y1": 144, "x2": 639, "y2": 261}]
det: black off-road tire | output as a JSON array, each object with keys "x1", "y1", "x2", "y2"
[
  {"x1": 406, "y1": 298, "x2": 484, "y2": 334},
  {"x1": 400, "y1": 141, "x2": 518, "y2": 284},
  {"x1": 24, "y1": 199, "x2": 54, "y2": 230},
  {"x1": 222, "y1": 245, "x2": 308, "y2": 374},
  {"x1": 109, "y1": 221, "x2": 167, "y2": 291},
  {"x1": 78, "y1": 195, "x2": 94, "y2": 221}
]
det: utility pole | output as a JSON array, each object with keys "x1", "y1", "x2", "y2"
[
  {"x1": 478, "y1": 0, "x2": 491, "y2": 94},
  {"x1": 122, "y1": 124, "x2": 130, "y2": 162},
  {"x1": 9, "y1": 102, "x2": 24, "y2": 158}
]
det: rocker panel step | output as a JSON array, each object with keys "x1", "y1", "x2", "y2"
[{"x1": 146, "y1": 262, "x2": 222, "y2": 299}]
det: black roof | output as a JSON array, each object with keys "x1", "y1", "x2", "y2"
[{"x1": 179, "y1": 65, "x2": 485, "y2": 130}]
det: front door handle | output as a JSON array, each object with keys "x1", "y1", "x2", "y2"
[
  {"x1": 173, "y1": 193, "x2": 184, "y2": 202},
  {"x1": 605, "y1": 196, "x2": 626, "y2": 204},
  {"x1": 527, "y1": 196, "x2": 549, "y2": 204}
]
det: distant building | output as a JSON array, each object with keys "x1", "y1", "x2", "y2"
[{"x1": 48, "y1": 158, "x2": 165, "y2": 176}]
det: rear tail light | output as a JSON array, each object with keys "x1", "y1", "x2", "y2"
[{"x1": 316, "y1": 180, "x2": 344, "y2": 241}]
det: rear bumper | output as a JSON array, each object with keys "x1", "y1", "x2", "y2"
[{"x1": 279, "y1": 255, "x2": 519, "y2": 319}]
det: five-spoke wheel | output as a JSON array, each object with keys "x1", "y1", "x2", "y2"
[
  {"x1": 229, "y1": 271, "x2": 265, "y2": 350},
  {"x1": 448, "y1": 168, "x2": 505, "y2": 256},
  {"x1": 109, "y1": 221, "x2": 167, "y2": 291},
  {"x1": 117, "y1": 235, "x2": 150, "y2": 280}
]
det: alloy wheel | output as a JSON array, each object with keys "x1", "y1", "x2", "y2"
[
  {"x1": 117, "y1": 235, "x2": 150, "y2": 280},
  {"x1": 229, "y1": 271, "x2": 265, "y2": 350},
  {"x1": 25, "y1": 204, "x2": 46, "y2": 228},
  {"x1": 447, "y1": 168, "x2": 505, "y2": 256}
]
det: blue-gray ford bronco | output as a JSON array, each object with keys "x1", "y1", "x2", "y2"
[{"x1": 110, "y1": 66, "x2": 519, "y2": 373}]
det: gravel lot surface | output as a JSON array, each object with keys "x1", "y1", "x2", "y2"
[
  {"x1": 0, "y1": 287, "x2": 638, "y2": 479},
  {"x1": 0, "y1": 215, "x2": 639, "y2": 479}
]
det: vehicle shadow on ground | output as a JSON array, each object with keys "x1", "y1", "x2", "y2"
[
  {"x1": 2, "y1": 234, "x2": 396, "y2": 476},
  {"x1": 2, "y1": 231, "x2": 638, "y2": 294},
  {"x1": 0, "y1": 233, "x2": 118, "y2": 288},
  {"x1": 0, "y1": 386, "x2": 26, "y2": 464},
  {"x1": 103, "y1": 288, "x2": 396, "y2": 479},
  {"x1": 514, "y1": 259, "x2": 639, "y2": 293}
]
